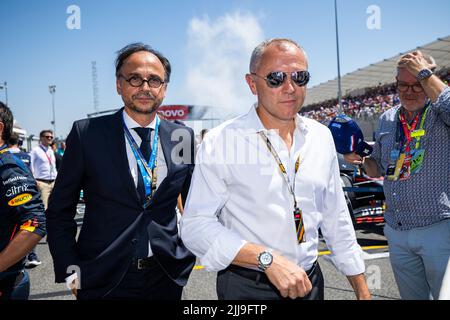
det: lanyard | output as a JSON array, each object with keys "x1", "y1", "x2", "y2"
[
  {"x1": 414, "y1": 105, "x2": 429, "y2": 149},
  {"x1": 123, "y1": 116, "x2": 160, "y2": 202},
  {"x1": 40, "y1": 145, "x2": 54, "y2": 166},
  {"x1": 398, "y1": 103, "x2": 430, "y2": 152},
  {"x1": 258, "y1": 131, "x2": 305, "y2": 243},
  {"x1": 258, "y1": 132, "x2": 301, "y2": 209},
  {"x1": 399, "y1": 113, "x2": 419, "y2": 153}
]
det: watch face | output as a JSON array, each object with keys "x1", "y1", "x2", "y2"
[
  {"x1": 418, "y1": 69, "x2": 432, "y2": 80},
  {"x1": 260, "y1": 252, "x2": 273, "y2": 265}
]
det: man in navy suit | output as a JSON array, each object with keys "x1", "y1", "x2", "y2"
[{"x1": 46, "y1": 43, "x2": 196, "y2": 300}]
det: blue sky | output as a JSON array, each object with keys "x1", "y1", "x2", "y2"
[{"x1": 1, "y1": 0, "x2": 449, "y2": 138}]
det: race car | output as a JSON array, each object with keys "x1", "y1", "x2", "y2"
[{"x1": 338, "y1": 154, "x2": 385, "y2": 225}]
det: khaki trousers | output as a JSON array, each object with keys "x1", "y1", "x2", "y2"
[{"x1": 36, "y1": 180, "x2": 55, "y2": 210}]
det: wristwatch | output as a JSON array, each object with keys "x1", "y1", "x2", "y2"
[
  {"x1": 257, "y1": 249, "x2": 273, "y2": 272},
  {"x1": 417, "y1": 68, "x2": 433, "y2": 81}
]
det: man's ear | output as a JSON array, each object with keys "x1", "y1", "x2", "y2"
[
  {"x1": 161, "y1": 83, "x2": 168, "y2": 100},
  {"x1": 116, "y1": 77, "x2": 122, "y2": 96},
  {"x1": 245, "y1": 74, "x2": 258, "y2": 96}
]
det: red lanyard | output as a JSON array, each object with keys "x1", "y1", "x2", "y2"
[
  {"x1": 399, "y1": 113, "x2": 420, "y2": 153},
  {"x1": 40, "y1": 145, "x2": 53, "y2": 166}
]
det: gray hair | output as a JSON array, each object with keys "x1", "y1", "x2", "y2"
[{"x1": 249, "y1": 38, "x2": 308, "y2": 73}]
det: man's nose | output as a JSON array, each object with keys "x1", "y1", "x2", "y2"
[
  {"x1": 281, "y1": 76, "x2": 296, "y2": 93},
  {"x1": 139, "y1": 80, "x2": 152, "y2": 91}
]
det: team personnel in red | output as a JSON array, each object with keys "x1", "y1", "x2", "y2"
[{"x1": 0, "y1": 102, "x2": 46, "y2": 299}]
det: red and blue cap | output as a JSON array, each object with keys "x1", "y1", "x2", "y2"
[{"x1": 328, "y1": 114, "x2": 373, "y2": 157}]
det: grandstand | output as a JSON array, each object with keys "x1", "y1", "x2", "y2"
[
  {"x1": 84, "y1": 37, "x2": 450, "y2": 142},
  {"x1": 301, "y1": 36, "x2": 450, "y2": 140}
]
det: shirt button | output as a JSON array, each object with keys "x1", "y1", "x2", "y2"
[
  {"x1": 397, "y1": 222, "x2": 402, "y2": 227},
  {"x1": 131, "y1": 239, "x2": 138, "y2": 244},
  {"x1": 392, "y1": 193, "x2": 396, "y2": 196}
]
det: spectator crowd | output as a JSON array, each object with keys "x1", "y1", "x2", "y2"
[{"x1": 301, "y1": 67, "x2": 450, "y2": 124}]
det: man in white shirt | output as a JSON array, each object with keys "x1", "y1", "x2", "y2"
[
  {"x1": 30, "y1": 130, "x2": 57, "y2": 209},
  {"x1": 27, "y1": 129, "x2": 57, "y2": 267},
  {"x1": 180, "y1": 38, "x2": 371, "y2": 300}
]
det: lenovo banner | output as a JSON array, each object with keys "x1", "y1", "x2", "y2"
[{"x1": 158, "y1": 105, "x2": 190, "y2": 120}]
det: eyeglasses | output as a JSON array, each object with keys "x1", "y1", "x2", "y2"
[
  {"x1": 396, "y1": 81, "x2": 423, "y2": 93},
  {"x1": 251, "y1": 70, "x2": 310, "y2": 88},
  {"x1": 119, "y1": 74, "x2": 165, "y2": 88},
  {"x1": 44, "y1": 136, "x2": 53, "y2": 139}
]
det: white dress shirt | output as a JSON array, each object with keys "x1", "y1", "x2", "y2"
[
  {"x1": 66, "y1": 111, "x2": 168, "y2": 287},
  {"x1": 123, "y1": 110, "x2": 167, "y2": 193},
  {"x1": 180, "y1": 105, "x2": 365, "y2": 276},
  {"x1": 30, "y1": 145, "x2": 57, "y2": 180},
  {"x1": 123, "y1": 110, "x2": 169, "y2": 257}
]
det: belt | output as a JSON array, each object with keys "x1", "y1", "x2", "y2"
[
  {"x1": 36, "y1": 179, "x2": 55, "y2": 183},
  {"x1": 131, "y1": 257, "x2": 157, "y2": 271},
  {"x1": 222, "y1": 260, "x2": 318, "y2": 286}
]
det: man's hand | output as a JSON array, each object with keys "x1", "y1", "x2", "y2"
[
  {"x1": 343, "y1": 153, "x2": 381, "y2": 178},
  {"x1": 397, "y1": 50, "x2": 436, "y2": 78},
  {"x1": 265, "y1": 253, "x2": 312, "y2": 299},
  {"x1": 69, "y1": 278, "x2": 78, "y2": 297},
  {"x1": 343, "y1": 152, "x2": 364, "y2": 165},
  {"x1": 232, "y1": 243, "x2": 312, "y2": 299}
]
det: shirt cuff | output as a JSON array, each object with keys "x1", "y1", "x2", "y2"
[
  {"x1": 200, "y1": 232, "x2": 248, "y2": 272},
  {"x1": 329, "y1": 246, "x2": 366, "y2": 276},
  {"x1": 65, "y1": 272, "x2": 78, "y2": 290}
]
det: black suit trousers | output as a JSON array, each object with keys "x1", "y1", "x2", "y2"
[
  {"x1": 216, "y1": 262, "x2": 324, "y2": 300},
  {"x1": 77, "y1": 258, "x2": 183, "y2": 300}
]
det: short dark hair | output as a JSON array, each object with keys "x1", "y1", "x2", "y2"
[
  {"x1": 40, "y1": 130, "x2": 53, "y2": 138},
  {"x1": 8, "y1": 132, "x2": 20, "y2": 146},
  {"x1": 115, "y1": 43, "x2": 171, "y2": 82},
  {"x1": 0, "y1": 101, "x2": 13, "y2": 143}
]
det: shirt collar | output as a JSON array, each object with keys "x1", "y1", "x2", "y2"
[
  {"x1": 39, "y1": 144, "x2": 50, "y2": 150},
  {"x1": 8, "y1": 147, "x2": 20, "y2": 153},
  {"x1": 122, "y1": 109, "x2": 157, "y2": 130},
  {"x1": 244, "y1": 103, "x2": 308, "y2": 135}
]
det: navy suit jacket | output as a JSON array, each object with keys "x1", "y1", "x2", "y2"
[{"x1": 46, "y1": 109, "x2": 196, "y2": 298}]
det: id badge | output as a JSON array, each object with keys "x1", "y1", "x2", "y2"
[
  {"x1": 410, "y1": 149, "x2": 425, "y2": 174},
  {"x1": 399, "y1": 153, "x2": 412, "y2": 181},
  {"x1": 293, "y1": 207, "x2": 305, "y2": 243}
]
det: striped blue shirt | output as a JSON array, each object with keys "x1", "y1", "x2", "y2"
[{"x1": 372, "y1": 87, "x2": 450, "y2": 230}]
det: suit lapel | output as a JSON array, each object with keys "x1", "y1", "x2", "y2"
[
  {"x1": 106, "y1": 109, "x2": 140, "y2": 205},
  {"x1": 158, "y1": 119, "x2": 176, "y2": 179}
]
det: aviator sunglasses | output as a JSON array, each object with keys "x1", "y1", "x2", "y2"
[{"x1": 251, "y1": 70, "x2": 310, "y2": 88}]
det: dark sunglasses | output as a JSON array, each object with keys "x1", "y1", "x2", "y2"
[
  {"x1": 44, "y1": 136, "x2": 54, "y2": 139},
  {"x1": 251, "y1": 70, "x2": 310, "y2": 88}
]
